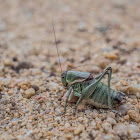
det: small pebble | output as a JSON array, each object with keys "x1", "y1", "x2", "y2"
[
  {"x1": 113, "y1": 123, "x2": 127, "y2": 136},
  {"x1": 102, "y1": 122, "x2": 112, "y2": 131},
  {"x1": 124, "y1": 115, "x2": 129, "y2": 121},
  {"x1": 77, "y1": 21, "x2": 87, "y2": 32},
  {"x1": 102, "y1": 134, "x2": 114, "y2": 140},
  {"x1": 90, "y1": 66, "x2": 101, "y2": 74},
  {"x1": 24, "y1": 130, "x2": 33, "y2": 137},
  {"x1": 130, "y1": 133, "x2": 140, "y2": 139},
  {"x1": 15, "y1": 62, "x2": 33, "y2": 72},
  {"x1": 136, "y1": 104, "x2": 140, "y2": 111},
  {"x1": 31, "y1": 85, "x2": 39, "y2": 91},
  {"x1": 104, "y1": 50, "x2": 119, "y2": 60},
  {"x1": 91, "y1": 120, "x2": 97, "y2": 129},
  {"x1": 106, "y1": 117, "x2": 116, "y2": 125},
  {"x1": 8, "y1": 90, "x2": 13, "y2": 95},
  {"x1": 65, "y1": 122, "x2": 71, "y2": 128},
  {"x1": 65, "y1": 134, "x2": 74, "y2": 139},
  {"x1": 116, "y1": 80, "x2": 140, "y2": 95},
  {"x1": 127, "y1": 124, "x2": 139, "y2": 134},
  {"x1": 0, "y1": 92, "x2": 2, "y2": 99},
  {"x1": 23, "y1": 88, "x2": 36, "y2": 98},
  {"x1": 127, "y1": 110, "x2": 140, "y2": 122},
  {"x1": 55, "y1": 117, "x2": 61, "y2": 122},
  {"x1": 136, "y1": 92, "x2": 140, "y2": 98},
  {"x1": 118, "y1": 105, "x2": 127, "y2": 115},
  {"x1": 74, "y1": 125, "x2": 84, "y2": 135}
]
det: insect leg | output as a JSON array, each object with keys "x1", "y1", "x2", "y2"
[
  {"x1": 74, "y1": 91, "x2": 81, "y2": 97},
  {"x1": 107, "y1": 67, "x2": 112, "y2": 109},
  {"x1": 72, "y1": 67, "x2": 112, "y2": 114},
  {"x1": 95, "y1": 73, "x2": 102, "y2": 79},
  {"x1": 72, "y1": 67, "x2": 110, "y2": 114},
  {"x1": 95, "y1": 66, "x2": 112, "y2": 108},
  {"x1": 82, "y1": 67, "x2": 111, "y2": 99},
  {"x1": 73, "y1": 94, "x2": 83, "y2": 115},
  {"x1": 61, "y1": 86, "x2": 72, "y2": 115}
]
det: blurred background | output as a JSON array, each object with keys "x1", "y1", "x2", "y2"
[
  {"x1": 0, "y1": 1, "x2": 140, "y2": 139},
  {"x1": 0, "y1": 0, "x2": 139, "y2": 75}
]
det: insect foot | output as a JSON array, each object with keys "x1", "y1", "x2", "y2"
[
  {"x1": 73, "y1": 109, "x2": 76, "y2": 115},
  {"x1": 61, "y1": 111, "x2": 66, "y2": 115},
  {"x1": 110, "y1": 109, "x2": 122, "y2": 117},
  {"x1": 57, "y1": 111, "x2": 66, "y2": 116}
]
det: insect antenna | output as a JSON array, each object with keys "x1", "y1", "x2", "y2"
[
  {"x1": 68, "y1": 64, "x2": 93, "y2": 71},
  {"x1": 52, "y1": 18, "x2": 63, "y2": 72}
]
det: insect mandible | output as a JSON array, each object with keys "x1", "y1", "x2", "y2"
[{"x1": 52, "y1": 19, "x2": 126, "y2": 115}]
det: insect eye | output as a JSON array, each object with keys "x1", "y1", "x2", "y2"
[{"x1": 62, "y1": 76, "x2": 65, "y2": 79}]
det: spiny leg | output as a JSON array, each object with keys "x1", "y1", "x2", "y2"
[
  {"x1": 96, "y1": 66, "x2": 112, "y2": 109},
  {"x1": 61, "y1": 86, "x2": 72, "y2": 115},
  {"x1": 73, "y1": 94, "x2": 83, "y2": 115},
  {"x1": 82, "y1": 66, "x2": 112, "y2": 99},
  {"x1": 106, "y1": 67, "x2": 112, "y2": 109},
  {"x1": 73, "y1": 66, "x2": 112, "y2": 114}
]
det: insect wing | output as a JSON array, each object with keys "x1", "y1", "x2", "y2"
[{"x1": 66, "y1": 71, "x2": 91, "y2": 85}]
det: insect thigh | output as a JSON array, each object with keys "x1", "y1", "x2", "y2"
[{"x1": 89, "y1": 82, "x2": 116, "y2": 108}]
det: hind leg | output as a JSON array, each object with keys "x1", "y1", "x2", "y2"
[
  {"x1": 92, "y1": 66, "x2": 113, "y2": 109},
  {"x1": 106, "y1": 67, "x2": 112, "y2": 109},
  {"x1": 73, "y1": 66, "x2": 112, "y2": 114},
  {"x1": 61, "y1": 87, "x2": 72, "y2": 115}
]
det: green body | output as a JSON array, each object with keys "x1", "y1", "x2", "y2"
[
  {"x1": 71, "y1": 80, "x2": 120, "y2": 108},
  {"x1": 61, "y1": 67, "x2": 125, "y2": 114}
]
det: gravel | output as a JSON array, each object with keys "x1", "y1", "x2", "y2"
[{"x1": 0, "y1": 0, "x2": 140, "y2": 139}]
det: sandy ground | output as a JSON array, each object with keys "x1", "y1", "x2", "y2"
[{"x1": 0, "y1": 0, "x2": 140, "y2": 139}]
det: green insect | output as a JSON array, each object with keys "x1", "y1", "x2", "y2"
[
  {"x1": 52, "y1": 20, "x2": 126, "y2": 115},
  {"x1": 61, "y1": 67, "x2": 126, "y2": 114}
]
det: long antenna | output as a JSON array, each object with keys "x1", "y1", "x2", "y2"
[
  {"x1": 68, "y1": 64, "x2": 92, "y2": 71},
  {"x1": 52, "y1": 18, "x2": 63, "y2": 72}
]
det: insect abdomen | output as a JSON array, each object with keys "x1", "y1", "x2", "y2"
[{"x1": 88, "y1": 82, "x2": 117, "y2": 108}]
